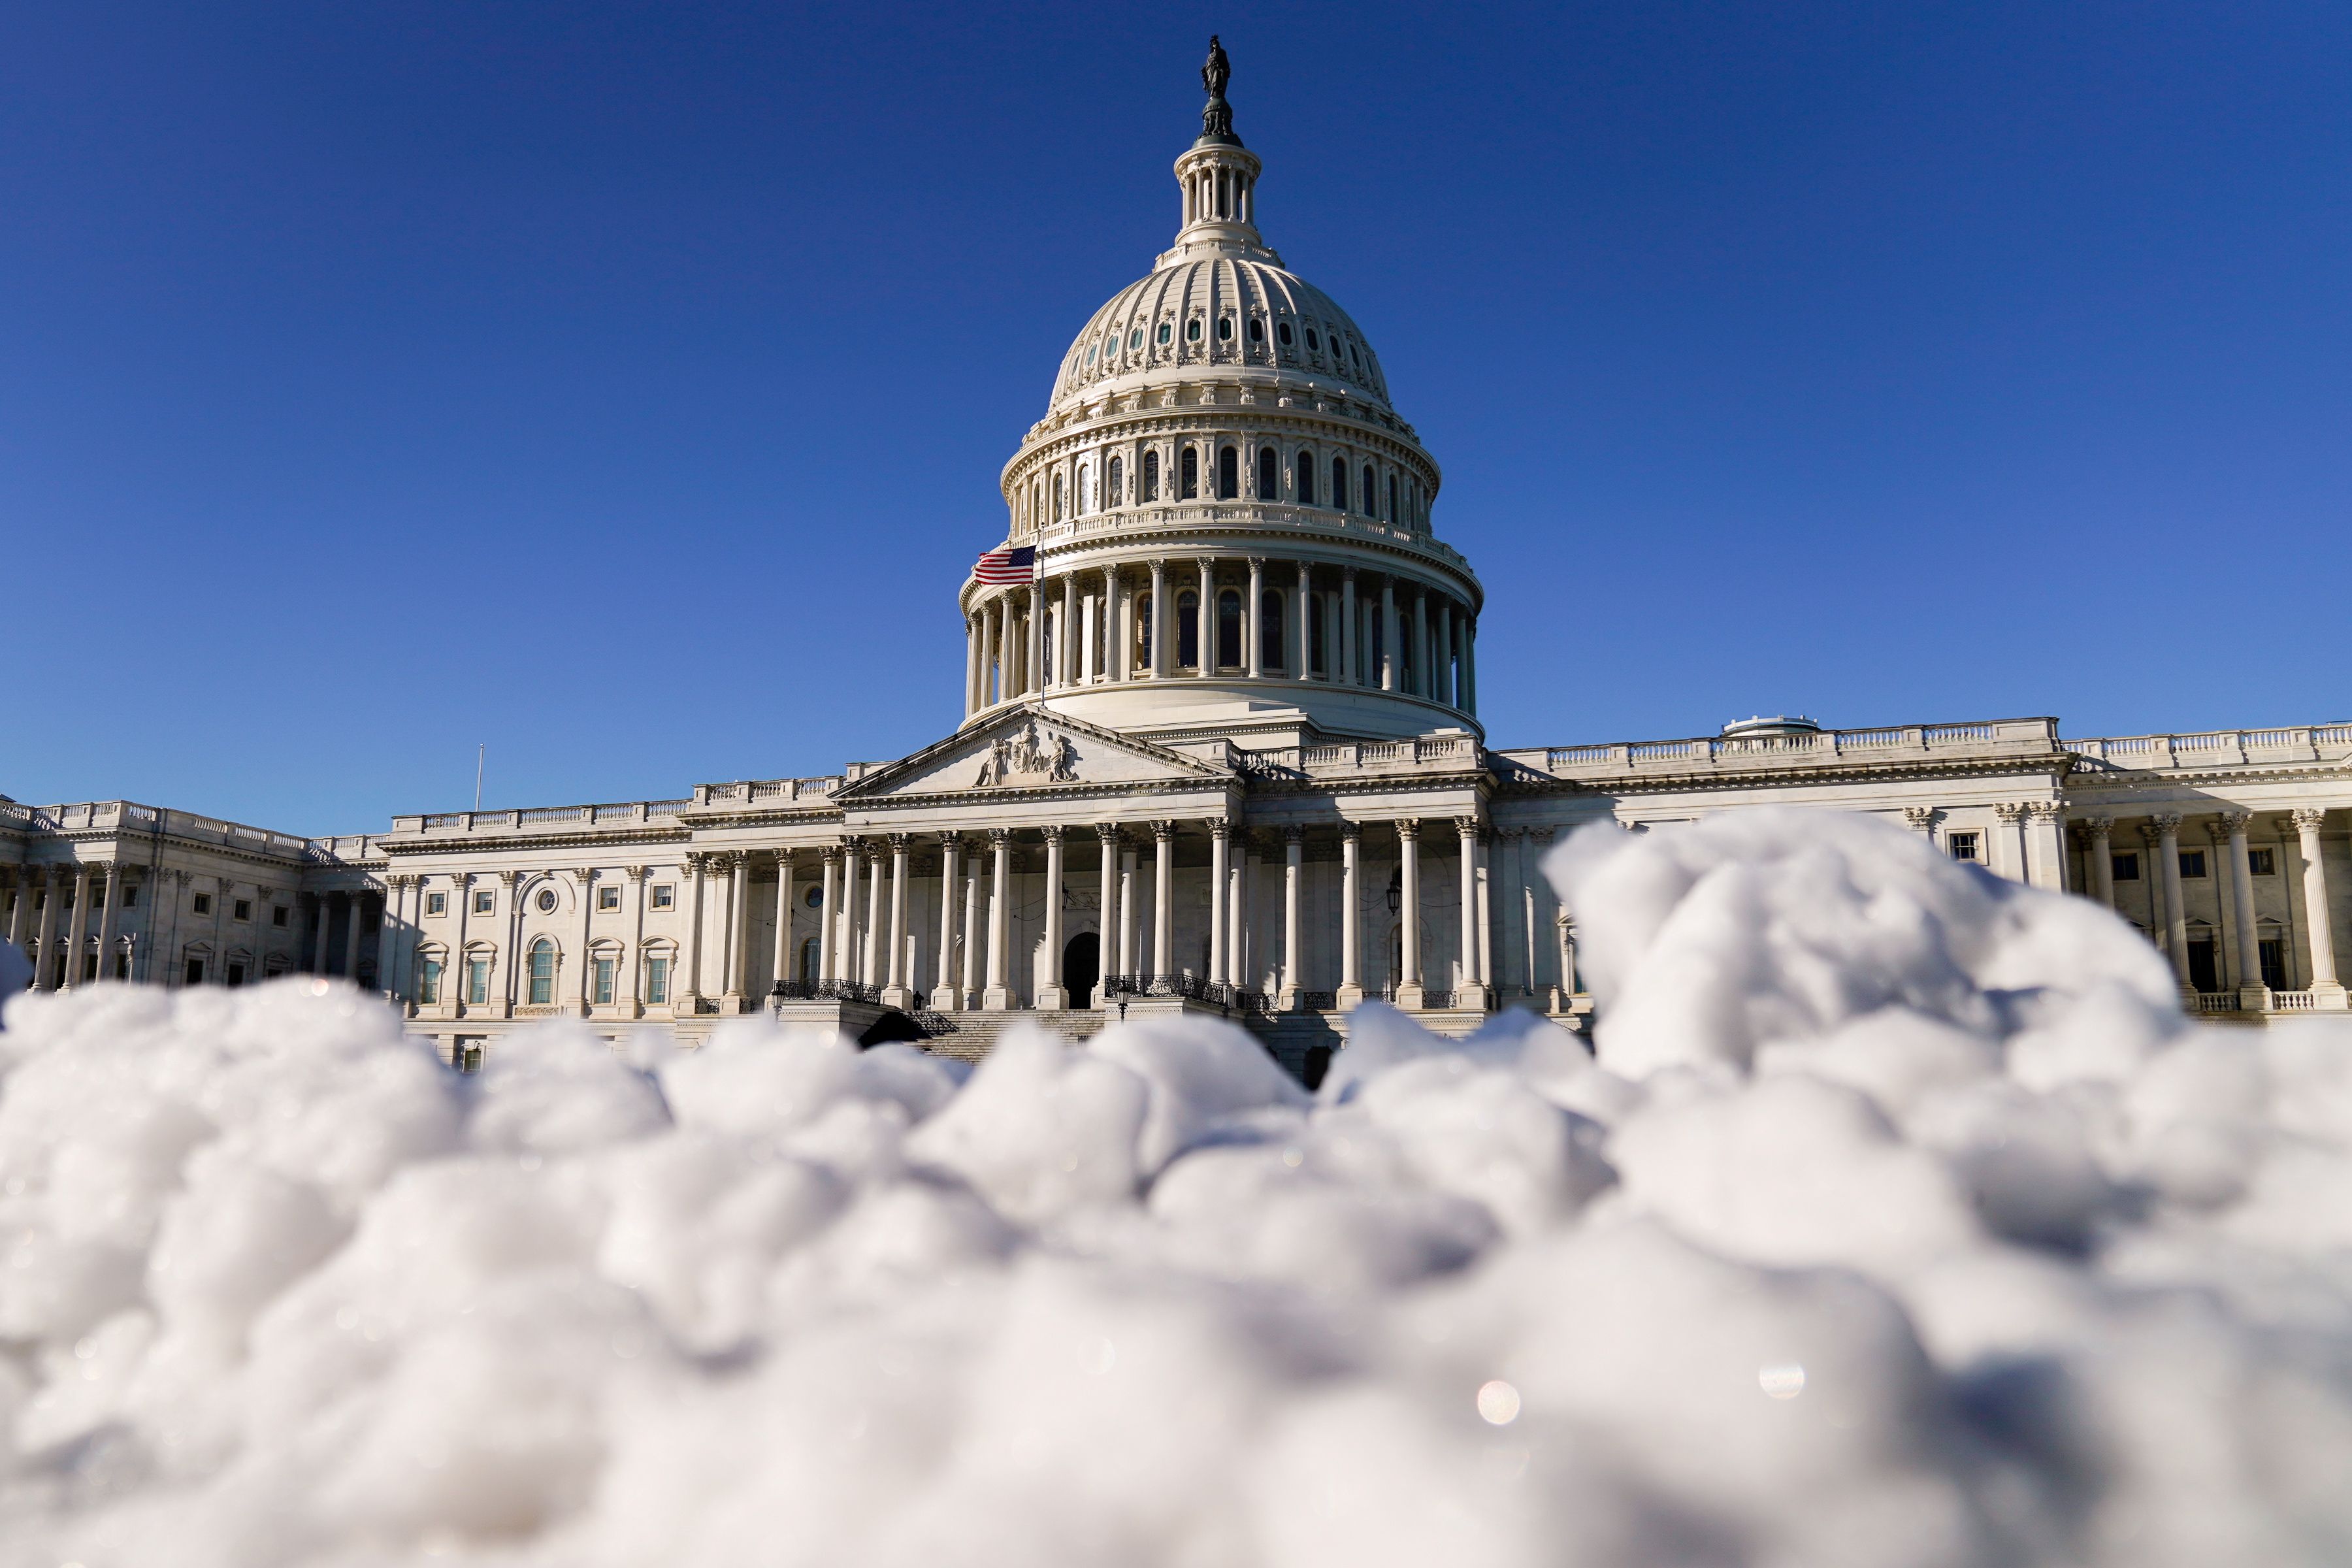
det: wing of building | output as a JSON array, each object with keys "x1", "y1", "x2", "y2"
[{"x1": 7, "y1": 48, "x2": 2347, "y2": 1068}]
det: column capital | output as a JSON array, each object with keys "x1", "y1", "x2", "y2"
[
  {"x1": 1339, "y1": 820, "x2": 1362, "y2": 842},
  {"x1": 1149, "y1": 557, "x2": 1169, "y2": 575},
  {"x1": 572, "y1": 867, "x2": 594, "y2": 884},
  {"x1": 1452, "y1": 813, "x2": 1482, "y2": 838},
  {"x1": 1149, "y1": 819, "x2": 1177, "y2": 841},
  {"x1": 2028, "y1": 802, "x2": 2064, "y2": 823},
  {"x1": 1282, "y1": 824, "x2": 1305, "y2": 845},
  {"x1": 2293, "y1": 807, "x2": 2330, "y2": 833},
  {"x1": 1341, "y1": 564, "x2": 1357, "y2": 582},
  {"x1": 2082, "y1": 815, "x2": 2115, "y2": 834},
  {"x1": 625, "y1": 864, "x2": 649, "y2": 881},
  {"x1": 2138, "y1": 821, "x2": 2164, "y2": 845},
  {"x1": 1248, "y1": 555, "x2": 1266, "y2": 569},
  {"x1": 2219, "y1": 810, "x2": 2255, "y2": 835},
  {"x1": 1037, "y1": 824, "x2": 1066, "y2": 845},
  {"x1": 987, "y1": 827, "x2": 1014, "y2": 847},
  {"x1": 2151, "y1": 812, "x2": 2184, "y2": 834},
  {"x1": 1527, "y1": 826, "x2": 1555, "y2": 845},
  {"x1": 1094, "y1": 821, "x2": 1124, "y2": 846},
  {"x1": 1207, "y1": 818, "x2": 1232, "y2": 841},
  {"x1": 887, "y1": 832, "x2": 913, "y2": 851},
  {"x1": 1396, "y1": 817, "x2": 1421, "y2": 842},
  {"x1": 771, "y1": 848, "x2": 794, "y2": 871},
  {"x1": 1993, "y1": 802, "x2": 2029, "y2": 825}
]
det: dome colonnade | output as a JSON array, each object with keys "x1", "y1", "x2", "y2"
[{"x1": 958, "y1": 52, "x2": 1480, "y2": 747}]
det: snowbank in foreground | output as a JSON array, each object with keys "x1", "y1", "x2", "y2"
[{"x1": 4, "y1": 807, "x2": 2352, "y2": 1567}]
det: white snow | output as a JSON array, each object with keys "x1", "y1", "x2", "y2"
[{"x1": 3, "y1": 806, "x2": 2351, "y2": 1565}]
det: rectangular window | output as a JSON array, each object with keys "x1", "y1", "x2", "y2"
[
  {"x1": 417, "y1": 958, "x2": 442, "y2": 1005},
  {"x1": 2187, "y1": 939, "x2": 2219, "y2": 992},
  {"x1": 473, "y1": 889, "x2": 495, "y2": 915},
  {"x1": 2259, "y1": 938, "x2": 2287, "y2": 991},
  {"x1": 425, "y1": 892, "x2": 447, "y2": 917},
  {"x1": 113, "y1": 953, "x2": 129, "y2": 979},
  {"x1": 593, "y1": 956, "x2": 615, "y2": 1005},
  {"x1": 1947, "y1": 832, "x2": 1980, "y2": 863},
  {"x1": 2248, "y1": 849, "x2": 2276, "y2": 876},
  {"x1": 273, "y1": 906, "x2": 289, "y2": 927},
  {"x1": 527, "y1": 944, "x2": 554, "y2": 1005},
  {"x1": 2180, "y1": 851, "x2": 2208, "y2": 879},
  {"x1": 234, "y1": 899, "x2": 252, "y2": 922},
  {"x1": 651, "y1": 884, "x2": 675, "y2": 910},
  {"x1": 225, "y1": 962, "x2": 246, "y2": 988},
  {"x1": 193, "y1": 893, "x2": 212, "y2": 915},
  {"x1": 645, "y1": 955, "x2": 670, "y2": 1005},
  {"x1": 2111, "y1": 853, "x2": 2140, "y2": 882},
  {"x1": 466, "y1": 958, "x2": 490, "y2": 1005},
  {"x1": 82, "y1": 954, "x2": 98, "y2": 983},
  {"x1": 121, "y1": 885, "x2": 137, "y2": 908},
  {"x1": 598, "y1": 885, "x2": 621, "y2": 911},
  {"x1": 184, "y1": 958, "x2": 204, "y2": 986}
]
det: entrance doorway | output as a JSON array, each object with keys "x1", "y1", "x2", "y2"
[{"x1": 1064, "y1": 931, "x2": 1100, "y2": 1008}]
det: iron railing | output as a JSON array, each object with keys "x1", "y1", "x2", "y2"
[{"x1": 770, "y1": 979, "x2": 883, "y2": 1005}]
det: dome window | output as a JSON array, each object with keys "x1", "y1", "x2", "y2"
[
  {"x1": 1157, "y1": 321, "x2": 1172, "y2": 345},
  {"x1": 1217, "y1": 318, "x2": 1233, "y2": 341},
  {"x1": 1296, "y1": 451, "x2": 1315, "y2": 506},
  {"x1": 1277, "y1": 321, "x2": 1292, "y2": 346},
  {"x1": 1217, "y1": 445, "x2": 1239, "y2": 500},
  {"x1": 1086, "y1": 344, "x2": 1098, "y2": 365},
  {"x1": 1305, "y1": 328, "x2": 1320, "y2": 351},
  {"x1": 1256, "y1": 447, "x2": 1278, "y2": 501},
  {"x1": 1247, "y1": 318, "x2": 1264, "y2": 342},
  {"x1": 1129, "y1": 328, "x2": 1143, "y2": 350},
  {"x1": 1186, "y1": 319, "x2": 1203, "y2": 343}
]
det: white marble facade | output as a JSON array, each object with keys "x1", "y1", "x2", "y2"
[{"x1": 8, "y1": 71, "x2": 2348, "y2": 1059}]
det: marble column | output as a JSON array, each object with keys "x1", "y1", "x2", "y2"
[
  {"x1": 2291, "y1": 809, "x2": 2346, "y2": 1007},
  {"x1": 1245, "y1": 557, "x2": 1265, "y2": 678},
  {"x1": 879, "y1": 834, "x2": 911, "y2": 1007},
  {"x1": 1338, "y1": 824, "x2": 1364, "y2": 1005},
  {"x1": 62, "y1": 865, "x2": 91, "y2": 989},
  {"x1": 2085, "y1": 818, "x2": 2116, "y2": 907},
  {"x1": 1463, "y1": 617, "x2": 1478, "y2": 714},
  {"x1": 933, "y1": 835, "x2": 963, "y2": 1009},
  {"x1": 93, "y1": 864, "x2": 119, "y2": 982},
  {"x1": 1103, "y1": 565, "x2": 1124, "y2": 682},
  {"x1": 1437, "y1": 602, "x2": 1454, "y2": 706},
  {"x1": 723, "y1": 853, "x2": 749, "y2": 1009},
  {"x1": 772, "y1": 851, "x2": 796, "y2": 995},
  {"x1": 1396, "y1": 819, "x2": 1424, "y2": 1007},
  {"x1": 1194, "y1": 559, "x2": 1215, "y2": 676},
  {"x1": 1207, "y1": 819, "x2": 1230, "y2": 985},
  {"x1": 5, "y1": 868, "x2": 28, "y2": 949},
  {"x1": 624, "y1": 867, "x2": 648, "y2": 1016},
  {"x1": 680, "y1": 855, "x2": 710, "y2": 1006},
  {"x1": 1037, "y1": 826, "x2": 1067, "y2": 1008},
  {"x1": 995, "y1": 596, "x2": 1013, "y2": 707},
  {"x1": 983, "y1": 829, "x2": 1013, "y2": 1010},
  {"x1": 1379, "y1": 578, "x2": 1397, "y2": 692},
  {"x1": 1151, "y1": 820, "x2": 1175, "y2": 977},
  {"x1": 1025, "y1": 583, "x2": 1044, "y2": 697},
  {"x1": 1094, "y1": 825, "x2": 1121, "y2": 1004},
  {"x1": 1412, "y1": 591, "x2": 1429, "y2": 698},
  {"x1": 1060, "y1": 574, "x2": 1078, "y2": 689},
  {"x1": 960, "y1": 851, "x2": 983, "y2": 1007},
  {"x1": 1456, "y1": 817, "x2": 1492, "y2": 1009},
  {"x1": 817, "y1": 845, "x2": 841, "y2": 983},
  {"x1": 1120, "y1": 843, "x2": 1140, "y2": 980},
  {"x1": 2153, "y1": 815, "x2": 2191, "y2": 990},
  {"x1": 1228, "y1": 833, "x2": 1249, "y2": 993},
  {"x1": 862, "y1": 840, "x2": 887, "y2": 988},
  {"x1": 1280, "y1": 826, "x2": 1303, "y2": 1009},
  {"x1": 381, "y1": 878, "x2": 408, "y2": 1000},
  {"x1": 31, "y1": 869, "x2": 58, "y2": 990},
  {"x1": 1340, "y1": 567, "x2": 1358, "y2": 687},
  {"x1": 1296, "y1": 562, "x2": 1313, "y2": 678},
  {"x1": 2222, "y1": 811, "x2": 2268, "y2": 1007},
  {"x1": 1149, "y1": 559, "x2": 1169, "y2": 678},
  {"x1": 837, "y1": 838, "x2": 864, "y2": 984}
]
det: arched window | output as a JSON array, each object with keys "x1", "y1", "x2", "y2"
[
  {"x1": 1364, "y1": 466, "x2": 1377, "y2": 517},
  {"x1": 1256, "y1": 447, "x2": 1278, "y2": 501},
  {"x1": 1053, "y1": 472, "x2": 1064, "y2": 522},
  {"x1": 1296, "y1": 451, "x2": 1315, "y2": 506},
  {"x1": 1260, "y1": 591, "x2": 1285, "y2": 672},
  {"x1": 1331, "y1": 456, "x2": 1348, "y2": 512},
  {"x1": 1143, "y1": 449, "x2": 1160, "y2": 501},
  {"x1": 1108, "y1": 455, "x2": 1123, "y2": 507},
  {"x1": 1217, "y1": 446, "x2": 1238, "y2": 500},
  {"x1": 1388, "y1": 474, "x2": 1397, "y2": 521},
  {"x1": 528, "y1": 938, "x2": 555, "y2": 1005},
  {"x1": 1217, "y1": 589, "x2": 1242, "y2": 668},
  {"x1": 1180, "y1": 447, "x2": 1199, "y2": 500},
  {"x1": 1310, "y1": 593, "x2": 1327, "y2": 676},
  {"x1": 1177, "y1": 590, "x2": 1200, "y2": 669},
  {"x1": 1136, "y1": 593, "x2": 1154, "y2": 667},
  {"x1": 1077, "y1": 464, "x2": 1091, "y2": 515}
]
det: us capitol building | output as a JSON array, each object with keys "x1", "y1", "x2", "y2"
[{"x1": 7, "y1": 46, "x2": 2349, "y2": 1068}]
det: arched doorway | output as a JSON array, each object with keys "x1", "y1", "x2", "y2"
[{"x1": 1064, "y1": 931, "x2": 1100, "y2": 1009}]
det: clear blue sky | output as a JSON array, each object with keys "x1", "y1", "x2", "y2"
[{"x1": 4, "y1": 3, "x2": 2346, "y2": 835}]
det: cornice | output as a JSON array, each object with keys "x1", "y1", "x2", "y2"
[
  {"x1": 382, "y1": 826, "x2": 692, "y2": 857},
  {"x1": 2065, "y1": 762, "x2": 2352, "y2": 792},
  {"x1": 1510, "y1": 751, "x2": 2072, "y2": 798}
]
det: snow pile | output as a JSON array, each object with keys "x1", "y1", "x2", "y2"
[{"x1": 5, "y1": 808, "x2": 2352, "y2": 1567}]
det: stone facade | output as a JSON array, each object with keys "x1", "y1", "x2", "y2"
[{"x1": 7, "y1": 76, "x2": 2347, "y2": 1064}]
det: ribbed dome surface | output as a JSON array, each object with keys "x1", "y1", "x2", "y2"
[{"x1": 1049, "y1": 256, "x2": 1390, "y2": 411}]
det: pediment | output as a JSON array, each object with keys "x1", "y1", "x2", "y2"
[{"x1": 836, "y1": 706, "x2": 1233, "y2": 802}]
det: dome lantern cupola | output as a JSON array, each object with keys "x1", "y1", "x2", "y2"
[{"x1": 1164, "y1": 36, "x2": 1278, "y2": 269}]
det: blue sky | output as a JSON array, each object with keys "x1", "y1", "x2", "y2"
[{"x1": 3, "y1": 3, "x2": 2346, "y2": 834}]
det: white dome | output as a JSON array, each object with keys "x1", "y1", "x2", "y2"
[{"x1": 1049, "y1": 256, "x2": 1392, "y2": 412}]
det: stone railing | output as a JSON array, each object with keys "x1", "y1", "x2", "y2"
[
  {"x1": 1495, "y1": 719, "x2": 2061, "y2": 783},
  {"x1": 702, "y1": 777, "x2": 841, "y2": 806},
  {"x1": 2274, "y1": 990, "x2": 2317, "y2": 1011},
  {"x1": 1247, "y1": 734, "x2": 1483, "y2": 778},
  {"x1": 389, "y1": 800, "x2": 691, "y2": 838},
  {"x1": 2191, "y1": 992, "x2": 2241, "y2": 1014},
  {"x1": 1028, "y1": 502, "x2": 1475, "y2": 580},
  {"x1": 2062, "y1": 725, "x2": 2352, "y2": 770},
  {"x1": 3, "y1": 799, "x2": 318, "y2": 858}
]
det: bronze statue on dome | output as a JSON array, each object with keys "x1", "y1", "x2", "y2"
[{"x1": 1198, "y1": 36, "x2": 1239, "y2": 146}]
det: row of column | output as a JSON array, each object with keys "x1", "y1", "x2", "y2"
[
  {"x1": 2076, "y1": 809, "x2": 2343, "y2": 1004},
  {"x1": 5, "y1": 862, "x2": 125, "y2": 991},
  {"x1": 964, "y1": 559, "x2": 1477, "y2": 717},
  {"x1": 1, "y1": 864, "x2": 372, "y2": 992}
]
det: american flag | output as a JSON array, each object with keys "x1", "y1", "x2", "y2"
[{"x1": 972, "y1": 544, "x2": 1036, "y2": 584}]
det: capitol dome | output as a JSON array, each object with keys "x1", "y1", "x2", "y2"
[{"x1": 961, "y1": 40, "x2": 1482, "y2": 751}]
